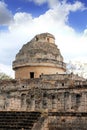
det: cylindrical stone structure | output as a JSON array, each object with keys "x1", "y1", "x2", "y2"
[{"x1": 13, "y1": 33, "x2": 66, "y2": 79}]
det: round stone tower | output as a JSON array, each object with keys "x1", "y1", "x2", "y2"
[{"x1": 13, "y1": 33, "x2": 66, "y2": 79}]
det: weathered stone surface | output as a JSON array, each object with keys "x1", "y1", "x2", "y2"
[
  {"x1": 13, "y1": 33, "x2": 66, "y2": 79},
  {"x1": 0, "y1": 33, "x2": 87, "y2": 129},
  {"x1": 0, "y1": 74, "x2": 87, "y2": 129}
]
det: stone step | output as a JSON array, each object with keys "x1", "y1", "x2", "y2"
[{"x1": 0, "y1": 111, "x2": 41, "y2": 130}]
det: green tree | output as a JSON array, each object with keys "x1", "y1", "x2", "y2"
[{"x1": 0, "y1": 72, "x2": 12, "y2": 80}]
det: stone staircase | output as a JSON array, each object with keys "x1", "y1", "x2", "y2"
[{"x1": 0, "y1": 111, "x2": 41, "y2": 130}]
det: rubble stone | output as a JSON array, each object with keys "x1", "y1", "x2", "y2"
[{"x1": 0, "y1": 33, "x2": 87, "y2": 129}]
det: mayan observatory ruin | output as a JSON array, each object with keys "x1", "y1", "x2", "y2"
[{"x1": 0, "y1": 32, "x2": 87, "y2": 130}]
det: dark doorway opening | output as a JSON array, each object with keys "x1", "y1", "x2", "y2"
[
  {"x1": 30, "y1": 72, "x2": 34, "y2": 79},
  {"x1": 47, "y1": 38, "x2": 49, "y2": 42}
]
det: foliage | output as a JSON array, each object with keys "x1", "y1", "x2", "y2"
[
  {"x1": 66, "y1": 61, "x2": 87, "y2": 78},
  {"x1": 0, "y1": 72, "x2": 12, "y2": 80}
]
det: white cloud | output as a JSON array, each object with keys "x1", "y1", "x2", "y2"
[
  {"x1": 14, "y1": 12, "x2": 32, "y2": 24},
  {"x1": 0, "y1": 0, "x2": 87, "y2": 77},
  {"x1": 28, "y1": 0, "x2": 47, "y2": 5},
  {"x1": 83, "y1": 29, "x2": 87, "y2": 36},
  {"x1": 0, "y1": 63, "x2": 14, "y2": 78},
  {"x1": 29, "y1": 0, "x2": 46, "y2": 3},
  {"x1": 0, "y1": 1, "x2": 13, "y2": 25},
  {"x1": 27, "y1": 0, "x2": 85, "y2": 10},
  {"x1": 65, "y1": 1, "x2": 85, "y2": 11}
]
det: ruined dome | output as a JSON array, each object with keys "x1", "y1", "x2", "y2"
[{"x1": 13, "y1": 33, "x2": 66, "y2": 79}]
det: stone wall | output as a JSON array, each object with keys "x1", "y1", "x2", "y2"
[
  {"x1": 0, "y1": 74, "x2": 87, "y2": 112},
  {"x1": 0, "y1": 74, "x2": 87, "y2": 129},
  {"x1": 48, "y1": 112, "x2": 87, "y2": 130},
  {"x1": 13, "y1": 33, "x2": 66, "y2": 79},
  {"x1": 15, "y1": 66, "x2": 65, "y2": 79}
]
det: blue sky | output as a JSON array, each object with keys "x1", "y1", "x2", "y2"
[
  {"x1": 1, "y1": 0, "x2": 87, "y2": 31},
  {"x1": 0, "y1": 0, "x2": 87, "y2": 77},
  {"x1": 3, "y1": 0, "x2": 87, "y2": 31},
  {"x1": 4, "y1": 0, "x2": 49, "y2": 16}
]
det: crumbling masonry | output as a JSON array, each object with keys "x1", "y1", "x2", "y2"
[{"x1": 0, "y1": 33, "x2": 87, "y2": 130}]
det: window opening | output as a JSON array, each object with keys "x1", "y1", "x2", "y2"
[
  {"x1": 30, "y1": 72, "x2": 34, "y2": 79},
  {"x1": 62, "y1": 83, "x2": 64, "y2": 86},
  {"x1": 47, "y1": 38, "x2": 49, "y2": 42},
  {"x1": 21, "y1": 94, "x2": 26, "y2": 107},
  {"x1": 36, "y1": 37, "x2": 38, "y2": 41},
  {"x1": 76, "y1": 94, "x2": 81, "y2": 105}
]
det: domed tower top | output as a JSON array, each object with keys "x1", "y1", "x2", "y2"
[
  {"x1": 13, "y1": 33, "x2": 66, "y2": 79},
  {"x1": 32, "y1": 33, "x2": 55, "y2": 44}
]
